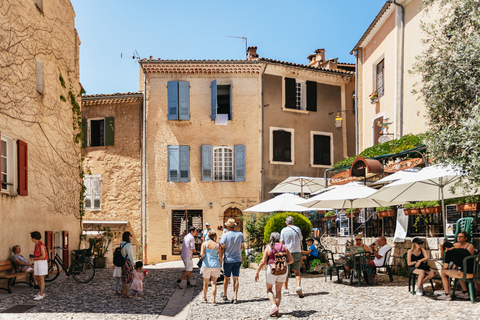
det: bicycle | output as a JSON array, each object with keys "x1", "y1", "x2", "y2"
[{"x1": 45, "y1": 245, "x2": 95, "y2": 283}]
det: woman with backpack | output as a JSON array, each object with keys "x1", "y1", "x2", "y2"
[
  {"x1": 120, "y1": 231, "x2": 135, "y2": 298},
  {"x1": 254, "y1": 232, "x2": 294, "y2": 317}
]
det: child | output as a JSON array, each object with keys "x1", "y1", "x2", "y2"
[
  {"x1": 113, "y1": 266, "x2": 122, "y2": 295},
  {"x1": 131, "y1": 261, "x2": 147, "y2": 299}
]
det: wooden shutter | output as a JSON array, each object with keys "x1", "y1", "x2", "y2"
[
  {"x1": 178, "y1": 81, "x2": 190, "y2": 120},
  {"x1": 285, "y1": 77, "x2": 296, "y2": 109},
  {"x1": 168, "y1": 145, "x2": 179, "y2": 182},
  {"x1": 17, "y1": 140, "x2": 28, "y2": 196},
  {"x1": 167, "y1": 81, "x2": 179, "y2": 120},
  {"x1": 62, "y1": 231, "x2": 69, "y2": 267},
  {"x1": 306, "y1": 81, "x2": 317, "y2": 112},
  {"x1": 211, "y1": 80, "x2": 217, "y2": 120},
  {"x1": 82, "y1": 118, "x2": 87, "y2": 148},
  {"x1": 45, "y1": 231, "x2": 53, "y2": 260},
  {"x1": 374, "y1": 116, "x2": 384, "y2": 145},
  {"x1": 104, "y1": 117, "x2": 115, "y2": 146},
  {"x1": 234, "y1": 145, "x2": 246, "y2": 182},
  {"x1": 229, "y1": 84, "x2": 233, "y2": 120},
  {"x1": 92, "y1": 176, "x2": 101, "y2": 209},
  {"x1": 179, "y1": 145, "x2": 190, "y2": 182},
  {"x1": 201, "y1": 145, "x2": 212, "y2": 181},
  {"x1": 313, "y1": 135, "x2": 331, "y2": 165},
  {"x1": 36, "y1": 58, "x2": 44, "y2": 94}
]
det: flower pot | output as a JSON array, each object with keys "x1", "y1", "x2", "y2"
[
  {"x1": 93, "y1": 257, "x2": 107, "y2": 268},
  {"x1": 404, "y1": 208, "x2": 420, "y2": 216},
  {"x1": 345, "y1": 211, "x2": 359, "y2": 218},
  {"x1": 377, "y1": 209, "x2": 395, "y2": 218},
  {"x1": 457, "y1": 203, "x2": 480, "y2": 212},
  {"x1": 420, "y1": 206, "x2": 442, "y2": 215},
  {"x1": 370, "y1": 98, "x2": 378, "y2": 104}
]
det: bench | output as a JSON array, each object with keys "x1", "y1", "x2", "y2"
[{"x1": 0, "y1": 260, "x2": 33, "y2": 293}]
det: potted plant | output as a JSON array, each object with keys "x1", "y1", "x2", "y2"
[
  {"x1": 345, "y1": 208, "x2": 359, "y2": 218},
  {"x1": 92, "y1": 225, "x2": 121, "y2": 268},
  {"x1": 419, "y1": 200, "x2": 442, "y2": 214},
  {"x1": 325, "y1": 211, "x2": 337, "y2": 220},
  {"x1": 403, "y1": 202, "x2": 421, "y2": 216},
  {"x1": 369, "y1": 91, "x2": 379, "y2": 104},
  {"x1": 457, "y1": 195, "x2": 480, "y2": 212},
  {"x1": 376, "y1": 206, "x2": 395, "y2": 218}
]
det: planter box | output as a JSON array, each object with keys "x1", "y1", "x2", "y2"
[
  {"x1": 93, "y1": 257, "x2": 107, "y2": 268},
  {"x1": 404, "y1": 208, "x2": 420, "y2": 216},
  {"x1": 326, "y1": 216, "x2": 337, "y2": 221},
  {"x1": 377, "y1": 209, "x2": 395, "y2": 218},
  {"x1": 420, "y1": 206, "x2": 442, "y2": 215},
  {"x1": 457, "y1": 203, "x2": 480, "y2": 212},
  {"x1": 345, "y1": 211, "x2": 359, "y2": 218}
]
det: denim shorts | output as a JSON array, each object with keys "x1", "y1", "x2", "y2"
[{"x1": 223, "y1": 261, "x2": 242, "y2": 277}]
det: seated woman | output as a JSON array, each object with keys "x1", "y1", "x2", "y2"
[
  {"x1": 11, "y1": 245, "x2": 38, "y2": 288},
  {"x1": 454, "y1": 231, "x2": 475, "y2": 254},
  {"x1": 407, "y1": 237, "x2": 435, "y2": 296},
  {"x1": 300, "y1": 238, "x2": 319, "y2": 270},
  {"x1": 344, "y1": 235, "x2": 371, "y2": 274}
]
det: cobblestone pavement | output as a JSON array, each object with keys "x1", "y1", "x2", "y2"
[{"x1": 1, "y1": 261, "x2": 480, "y2": 319}]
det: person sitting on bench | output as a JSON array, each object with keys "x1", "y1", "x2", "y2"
[{"x1": 11, "y1": 245, "x2": 38, "y2": 288}]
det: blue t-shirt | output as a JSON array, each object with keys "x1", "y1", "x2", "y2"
[
  {"x1": 308, "y1": 244, "x2": 318, "y2": 257},
  {"x1": 219, "y1": 231, "x2": 245, "y2": 263}
]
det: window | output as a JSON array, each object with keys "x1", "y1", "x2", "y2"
[
  {"x1": 84, "y1": 175, "x2": 101, "y2": 210},
  {"x1": 311, "y1": 132, "x2": 333, "y2": 167},
  {"x1": 1, "y1": 135, "x2": 13, "y2": 193},
  {"x1": 270, "y1": 127, "x2": 294, "y2": 164},
  {"x1": 168, "y1": 81, "x2": 190, "y2": 120},
  {"x1": 172, "y1": 210, "x2": 203, "y2": 255},
  {"x1": 82, "y1": 117, "x2": 114, "y2": 147},
  {"x1": 168, "y1": 145, "x2": 190, "y2": 182},
  {"x1": 284, "y1": 78, "x2": 317, "y2": 111},
  {"x1": 376, "y1": 59, "x2": 384, "y2": 98},
  {"x1": 201, "y1": 145, "x2": 246, "y2": 182},
  {"x1": 1, "y1": 134, "x2": 28, "y2": 195},
  {"x1": 211, "y1": 80, "x2": 233, "y2": 121},
  {"x1": 36, "y1": 57, "x2": 44, "y2": 94}
]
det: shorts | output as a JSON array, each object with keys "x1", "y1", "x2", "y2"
[
  {"x1": 442, "y1": 269, "x2": 471, "y2": 279},
  {"x1": 34, "y1": 260, "x2": 48, "y2": 276},
  {"x1": 203, "y1": 267, "x2": 221, "y2": 279},
  {"x1": 21, "y1": 266, "x2": 33, "y2": 273},
  {"x1": 223, "y1": 261, "x2": 242, "y2": 277},
  {"x1": 265, "y1": 265, "x2": 287, "y2": 285},
  {"x1": 182, "y1": 257, "x2": 193, "y2": 272},
  {"x1": 289, "y1": 252, "x2": 302, "y2": 271}
]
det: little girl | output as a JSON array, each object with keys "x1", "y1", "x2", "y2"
[
  {"x1": 131, "y1": 261, "x2": 147, "y2": 299},
  {"x1": 113, "y1": 266, "x2": 122, "y2": 295}
]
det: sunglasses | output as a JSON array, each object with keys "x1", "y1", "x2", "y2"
[{"x1": 355, "y1": 239, "x2": 362, "y2": 241}]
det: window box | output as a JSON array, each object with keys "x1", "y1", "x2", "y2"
[
  {"x1": 404, "y1": 208, "x2": 420, "y2": 216},
  {"x1": 420, "y1": 206, "x2": 442, "y2": 215},
  {"x1": 377, "y1": 209, "x2": 395, "y2": 218},
  {"x1": 456, "y1": 203, "x2": 480, "y2": 212},
  {"x1": 345, "y1": 209, "x2": 359, "y2": 218},
  {"x1": 370, "y1": 97, "x2": 379, "y2": 104}
]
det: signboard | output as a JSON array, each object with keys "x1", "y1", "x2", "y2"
[
  {"x1": 378, "y1": 135, "x2": 393, "y2": 144},
  {"x1": 393, "y1": 208, "x2": 408, "y2": 242},
  {"x1": 384, "y1": 158, "x2": 424, "y2": 173},
  {"x1": 339, "y1": 214, "x2": 349, "y2": 237},
  {"x1": 330, "y1": 171, "x2": 362, "y2": 186},
  {"x1": 446, "y1": 205, "x2": 461, "y2": 240}
]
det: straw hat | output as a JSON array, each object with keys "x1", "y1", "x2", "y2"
[{"x1": 225, "y1": 218, "x2": 237, "y2": 227}]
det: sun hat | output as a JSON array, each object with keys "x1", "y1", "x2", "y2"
[{"x1": 225, "y1": 218, "x2": 237, "y2": 227}]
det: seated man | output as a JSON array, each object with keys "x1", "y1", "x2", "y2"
[
  {"x1": 437, "y1": 241, "x2": 473, "y2": 300},
  {"x1": 301, "y1": 238, "x2": 319, "y2": 270},
  {"x1": 11, "y1": 245, "x2": 38, "y2": 288},
  {"x1": 368, "y1": 236, "x2": 391, "y2": 270}
]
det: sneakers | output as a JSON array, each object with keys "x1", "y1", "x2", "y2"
[
  {"x1": 416, "y1": 289, "x2": 423, "y2": 296},
  {"x1": 269, "y1": 305, "x2": 278, "y2": 316},
  {"x1": 186, "y1": 282, "x2": 194, "y2": 288},
  {"x1": 456, "y1": 292, "x2": 470, "y2": 300},
  {"x1": 296, "y1": 287, "x2": 304, "y2": 298},
  {"x1": 222, "y1": 295, "x2": 229, "y2": 302},
  {"x1": 437, "y1": 293, "x2": 452, "y2": 301},
  {"x1": 33, "y1": 294, "x2": 44, "y2": 301},
  {"x1": 283, "y1": 289, "x2": 289, "y2": 295}
]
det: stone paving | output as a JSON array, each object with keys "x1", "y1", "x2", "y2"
[{"x1": 1, "y1": 260, "x2": 480, "y2": 319}]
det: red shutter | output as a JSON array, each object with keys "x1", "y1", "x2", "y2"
[
  {"x1": 63, "y1": 231, "x2": 69, "y2": 267},
  {"x1": 45, "y1": 231, "x2": 53, "y2": 260},
  {"x1": 17, "y1": 140, "x2": 28, "y2": 196},
  {"x1": 0, "y1": 131, "x2": 2, "y2": 178}
]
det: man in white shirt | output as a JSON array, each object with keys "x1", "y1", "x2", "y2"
[
  {"x1": 176, "y1": 226, "x2": 198, "y2": 288},
  {"x1": 280, "y1": 216, "x2": 304, "y2": 298},
  {"x1": 369, "y1": 235, "x2": 391, "y2": 267}
]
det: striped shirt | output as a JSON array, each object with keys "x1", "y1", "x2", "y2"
[{"x1": 280, "y1": 225, "x2": 302, "y2": 253}]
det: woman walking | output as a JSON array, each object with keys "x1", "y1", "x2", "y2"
[
  {"x1": 200, "y1": 230, "x2": 223, "y2": 305},
  {"x1": 120, "y1": 231, "x2": 135, "y2": 298},
  {"x1": 30, "y1": 231, "x2": 48, "y2": 300},
  {"x1": 255, "y1": 232, "x2": 293, "y2": 317},
  {"x1": 407, "y1": 237, "x2": 435, "y2": 296}
]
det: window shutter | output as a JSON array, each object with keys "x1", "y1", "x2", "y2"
[
  {"x1": 83, "y1": 176, "x2": 92, "y2": 208},
  {"x1": 92, "y1": 176, "x2": 101, "y2": 209},
  {"x1": 17, "y1": 140, "x2": 28, "y2": 196},
  {"x1": 168, "y1": 145, "x2": 179, "y2": 182},
  {"x1": 104, "y1": 117, "x2": 115, "y2": 146},
  {"x1": 167, "y1": 81, "x2": 179, "y2": 120},
  {"x1": 179, "y1": 145, "x2": 190, "y2": 182},
  {"x1": 229, "y1": 84, "x2": 233, "y2": 120},
  {"x1": 45, "y1": 231, "x2": 53, "y2": 260},
  {"x1": 285, "y1": 77, "x2": 296, "y2": 109},
  {"x1": 178, "y1": 81, "x2": 190, "y2": 120},
  {"x1": 306, "y1": 81, "x2": 317, "y2": 112},
  {"x1": 201, "y1": 145, "x2": 212, "y2": 181},
  {"x1": 36, "y1": 58, "x2": 44, "y2": 94},
  {"x1": 62, "y1": 231, "x2": 69, "y2": 267},
  {"x1": 234, "y1": 145, "x2": 246, "y2": 182},
  {"x1": 82, "y1": 118, "x2": 87, "y2": 148},
  {"x1": 313, "y1": 135, "x2": 331, "y2": 165},
  {"x1": 211, "y1": 80, "x2": 217, "y2": 120}
]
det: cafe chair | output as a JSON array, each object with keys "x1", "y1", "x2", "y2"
[
  {"x1": 372, "y1": 248, "x2": 394, "y2": 282},
  {"x1": 351, "y1": 252, "x2": 372, "y2": 287},
  {"x1": 451, "y1": 254, "x2": 480, "y2": 304},
  {"x1": 402, "y1": 252, "x2": 435, "y2": 295},
  {"x1": 323, "y1": 250, "x2": 345, "y2": 283}
]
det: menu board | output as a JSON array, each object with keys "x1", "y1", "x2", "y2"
[{"x1": 446, "y1": 205, "x2": 461, "y2": 223}]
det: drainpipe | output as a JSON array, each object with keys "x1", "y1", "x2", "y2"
[
  {"x1": 140, "y1": 63, "x2": 148, "y2": 264},
  {"x1": 354, "y1": 50, "x2": 359, "y2": 155},
  {"x1": 261, "y1": 62, "x2": 268, "y2": 202},
  {"x1": 393, "y1": 0, "x2": 405, "y2": 138},
  {"x1": 138, "y1": 95, "x2": 143, "y2": 263}
]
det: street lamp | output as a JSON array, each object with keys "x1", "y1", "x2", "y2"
[{"x1": 332, "y1": 109, "x2": 355, "y2": 130}]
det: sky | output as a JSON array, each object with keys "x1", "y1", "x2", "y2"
[{"x1": 71, "y1": 0, "x2": 384, "y2": 95}]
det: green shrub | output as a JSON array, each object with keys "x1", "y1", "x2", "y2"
[
  {"x1": 403, "y1": 202, "x2": 420, "y2": 209},
  {"x1": 243, "y1": 212, "x2": 275, "y2": 251},
  {"x1": 375, "y1": 206, "x2": 392, "y2": 212},
  {"x1": 263, "y1": 212, "x2": 312, "y2": 246},
  {"x1": 345, "y1": 208, "x2": 358, "y2": 214}
]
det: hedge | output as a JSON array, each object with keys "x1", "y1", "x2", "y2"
[{"x1": 263, "y1": 212, "x2": 313, "y2": 246}]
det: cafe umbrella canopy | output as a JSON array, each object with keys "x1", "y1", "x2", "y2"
[
  {"x1": 269, "y1": 176, "x2": 328, "y2": 197},
  {"x1": 244, "y1": 193, "x2": 321, "y2": 213}
]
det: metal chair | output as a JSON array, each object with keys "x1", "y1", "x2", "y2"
[
  {"x1": 372, "y1": 248, "x2": 394, "y2": 282},
  {"x1": 454, "y1": 217, "x2": 474, "y2": 242},
  {"x1": 402, "y1": 252, "x2": 435, "y2": 294},
  {"x1": 350, "y1": 252, "x2": 372, "y2": 287},
  {"x1": 323, "y1": 250, "x2": 345, "y2": 283},
  {"x1": 451, "y1": 254, "x2": 480, "y2": 303}
]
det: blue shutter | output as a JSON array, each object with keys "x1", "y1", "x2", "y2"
[
  {"x1": 179, "y1": 145, "x2": 190, "y2": 182},
  {"x1": 168, "y1": 145, "x2": 179, "y2": 182},
  {"x1": 178, "y1": 81, "x2": 190, "y2": 120},
  {"x1": 167, "y1": 81, "x2": 179, "y2": 120},
  {"x1": 229, "y1": 84, "x2": 233, "y2": 120},
  {"x1": 201, "y1": 145, "x2": 212, "y2": 181},
  {"x1": 211, "y1": 80, "x2": 217, "y2": 120},
  {"x1": 234, "y1": 145, "x2": 246, "y2": 182}
]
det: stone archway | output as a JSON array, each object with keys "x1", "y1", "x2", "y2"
[{"x1": 223, "y1": 207, "x2": 243, "y2": 232}]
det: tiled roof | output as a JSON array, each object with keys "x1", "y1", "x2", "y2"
[
  {"x1": 258, "y1": 58, "x2": 354, "y2": 76},
  {"x1": 82, "y1": 92, "x2": 143, "y2": 106}
]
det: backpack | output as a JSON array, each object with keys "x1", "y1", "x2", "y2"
[
  {"x1": 113, "y1": 243, "x2": 127, "y2": 267},
  {"x1": 270, "y1": 244, "x2": 288, "y2": 276}
]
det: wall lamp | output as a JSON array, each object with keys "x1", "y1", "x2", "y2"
[
  {"x1": 162, "y1": 202, "x2": 165, "y2": 209},
  {"x1": 331, "y1": 109, "x2": 355, "y2": 130},
  {"x1": 209, "y1": 202, "x2": 213, "y2": 208}
]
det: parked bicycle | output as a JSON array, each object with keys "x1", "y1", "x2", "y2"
[{"x1": 45, "y1": 245, "x2": 95, "y2": 283}]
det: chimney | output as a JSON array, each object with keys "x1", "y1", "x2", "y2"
[
  {"x1": 247, "y1": 46, "x2": 259, "y2": 60},
  {"x1": 324, "y1": 58, "x2": 338, "y2": 70},
  {"x1": 315, "y1": 49, "x2": 325, "y2": 63},
  {"x1": 308, "y1": 49, "x2": 326, "y2": 67}
]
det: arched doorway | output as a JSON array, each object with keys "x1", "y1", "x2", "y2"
[{"x1": 223, "y1": 208, "x2": 243, "y2": 231}]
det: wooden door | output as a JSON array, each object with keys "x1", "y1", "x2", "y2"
[{"x1": 223, "y1": 208, "x2": 243, "y2": 231}]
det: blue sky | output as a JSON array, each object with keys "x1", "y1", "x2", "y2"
[{"x1": 71, "y1": 0, "x2": 384, "y2": 95}]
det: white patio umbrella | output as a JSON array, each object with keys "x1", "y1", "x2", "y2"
[
  {"x1": 374, "y1": 168, "x2": 420, "y2": 185},
  {"x1": 244, "y1": 193, "x2": 329, "y2": 213},
  {"x1": 269, "y1": 176, "x2": 328, "y2": 197}
]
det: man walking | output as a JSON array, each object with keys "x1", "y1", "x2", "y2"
[
  {"x1": 202, "y1": 222, "x2": 213, "y2": 242},
  {"x1": 219, "y1": 218, "x2": 244, "y2": 303},
  {"x1": 280, "y1": 216, "x2": 304, "y2": 298},
  {"x1": 176, "y1": 226, "x2": 197, "y2": 288}
]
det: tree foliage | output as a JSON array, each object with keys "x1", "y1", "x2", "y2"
[
  {"x1": 263, "y1": 212, "x2": 312, "y2": 246},
  {"x1": 243, "y1": 212, "x2": 275, "y2": 251}
]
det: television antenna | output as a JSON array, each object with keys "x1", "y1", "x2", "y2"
[
  {"x1": 121, "y1": 50, "x2": 140, "y2": 63},
  {"x1": 227, "y1": 35, "x2": 247, "y2": 59}
]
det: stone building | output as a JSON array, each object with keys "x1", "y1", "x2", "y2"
[{"x1": 0, "y1": 0, "x2": 82, "y2": 262}]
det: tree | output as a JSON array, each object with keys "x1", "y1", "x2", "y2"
[
  {"x1": 263, "y1": 212, "x2": 312, "y2": 246},
  {"x1": 414, "y1": 0, "x2": 480, "y2": 191}
]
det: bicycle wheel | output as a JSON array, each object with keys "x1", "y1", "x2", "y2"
[
  {"x1": 71, "y1": 260, "x2": 95, "y2": 283},
  {"x1": 44, "y1": 260, "x2": 60, "y2": 282}
]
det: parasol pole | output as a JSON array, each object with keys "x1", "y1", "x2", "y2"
[
  {"x1": 350, "y1": 200, "x2": 354, "y2": 241},
  {"x1": 441, "y1": 182, "x2": 446, "y2": 240}
]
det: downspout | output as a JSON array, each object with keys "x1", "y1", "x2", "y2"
[
  {"x1": 137, "y1": 96, "x2": 143, "y2": 263},
  {"x1": 261, "y1": 62, "x2": 268, "y2": 202},
  {"x1": 393, "y1": 0, "x2": 405, "y2": 138},
  {"x1": 354, "y1": 50, "x2": 359, "y2": 155},
  {"x1": 140, "y1": 63, "x2": 148, "y2": 263}
]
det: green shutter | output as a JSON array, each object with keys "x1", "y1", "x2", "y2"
[
  {"x1": 211, "y1": 80, "x2": 217, "y2": 120},
  {"x1": 105, "y1": 117, "x2": 115, "y2": 146},
  {"x1": 82, "y1": 118, "x2": 87, "y2": 148}
]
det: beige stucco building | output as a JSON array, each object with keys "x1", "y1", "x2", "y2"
[
  {"x1": 352, "y1": 0, "x2": 440, "y2": 151},
  {"x1": 0, "y1": 0, "x2": 82, "y2": 263}
]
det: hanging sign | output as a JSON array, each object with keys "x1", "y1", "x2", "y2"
[
  {"x1": 330, "y1": 171, "x2": 362, "y2": 185},
  {"x1": 384, "y1": 158, "x2": 424, "y2": 173}
]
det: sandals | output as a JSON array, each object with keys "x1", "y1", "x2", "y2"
[{"x1": 122, "y1": 294, "x2": 132, "y2": 298}]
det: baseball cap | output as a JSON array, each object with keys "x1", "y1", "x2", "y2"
[
  {"x1": 443, "y1": 241, "x2": 454, "y2": 248},
  {"x1": 205, "y1": 222, "x2": 210, "y2": 226}
]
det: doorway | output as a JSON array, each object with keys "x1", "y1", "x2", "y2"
[{"x1": 223, "y1": 208, "x2": 243, "y2": 231}]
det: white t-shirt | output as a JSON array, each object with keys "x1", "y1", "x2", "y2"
[
  {"x1": 181, "y1": 233, "x2": 195, "y2": 259},
  {"x1": 374, "y1": 244, "x2": 391, "y2": 266},
  {"x1": 280, "y1": 225, "x2": 303, "y2": 253}
]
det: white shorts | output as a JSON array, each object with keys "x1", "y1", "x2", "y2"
[
  {"x1": 182, "y1": 257, "x2": 193, "y2": 272},
  {"x1": 34, "y1": 260, "x2": 48, "y2": 276},
  {"x1": 21, "y1": 266, "x2": 33, "y2": 273},
  {"x1": 203, "y1": 267, "x2": 221, "y2": 279},
  {"x1": 265, "y1": 265, "x2": 288, "y2": 285}
]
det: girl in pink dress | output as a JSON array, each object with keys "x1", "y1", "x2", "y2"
[{"x1": 131, "y1": 261, "x2": 147, "y2": 299}]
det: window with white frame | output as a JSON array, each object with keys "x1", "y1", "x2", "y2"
[
  {"x1": 285, "y1": 78, "x2": 317, "y2": 111},
  {"x1": 311, "y1": 131, "x2": 333, "y2": 167},
  {"x1": 213, "y1": 147, "x2": 233, "y2": 181},
  {"x1": 270, "y1": 127, "x2": 294, "y2": 164},
  {"x1": 1, "y1": 135, "x2": 14, "y2": 193},
  {"x1": 84, "y1": 175, "x2": 101, "y2": 210},
  {"x1": 201, "y1": 145, "x2": 246, "y2": 182}
]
